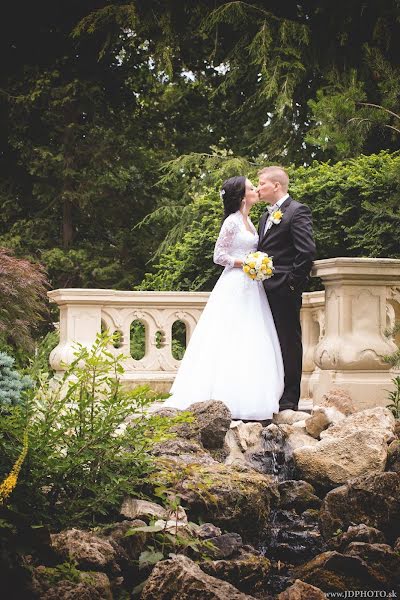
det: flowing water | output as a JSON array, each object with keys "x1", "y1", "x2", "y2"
[{"x1": 245, "y1": 423, "x2": 327, "y2": 596}]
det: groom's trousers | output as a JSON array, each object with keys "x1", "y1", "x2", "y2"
[{"x1": 267, "y1": 289, "x2": 303, "y2": 410}]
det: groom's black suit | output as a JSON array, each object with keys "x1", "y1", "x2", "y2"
[{"x1": 258, "y1": 196, "x2": 316, "y2": 410}]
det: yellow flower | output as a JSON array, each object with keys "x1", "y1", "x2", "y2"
[
  {"x1": 274, "y1": 210, "x2": 283, "y2": 219},
  {"x1": 266, "y1": 268, "x2": 272, "y2": 275},
  {"x1": 243, "y1": 265, "x2": 250, "y2": 273},
  {"x1": 0, "y1": 430, "x2": 28, "y2": 505},
  {"x1": 248, "y1": 261, "x2": 256, "y2": 268}
]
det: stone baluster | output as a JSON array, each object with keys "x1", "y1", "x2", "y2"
[
  {"x1": 300, "y1": 290, "x2": 325, "y2": 401},
  {"x1": 48, "y1": 289, "x2": 210, "y2": 391}
]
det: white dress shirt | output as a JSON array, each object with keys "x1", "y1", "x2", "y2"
[{"x1": 263, "y1": 194, "x2": 289, "y2": 236}]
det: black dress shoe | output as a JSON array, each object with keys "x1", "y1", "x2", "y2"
[{"x1": 279, "y1": 404, "x2": 298, "y2": 412}]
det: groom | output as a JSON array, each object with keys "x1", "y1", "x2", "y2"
[{"x1": 256, "y1": 166, "x2": 316, "y2": 411}]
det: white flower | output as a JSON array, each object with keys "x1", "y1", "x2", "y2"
[
  {"x1": 270, "y1": 209, "x2": 283, "y2": 225},
  {"x1": 219, "y1": 189, "x2": 226, "y2": 200}
]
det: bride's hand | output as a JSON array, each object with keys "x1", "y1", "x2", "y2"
[{"x1": 234, "y1": 259, "x2": 244, "y2": 268}]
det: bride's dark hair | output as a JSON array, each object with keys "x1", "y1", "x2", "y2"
[{"x1": 220, "y1": 176, "x2": 246, "y2": 221}]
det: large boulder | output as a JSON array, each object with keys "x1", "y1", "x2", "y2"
[
  {"x1": 50, "y1": 529, "x2": 120, "y2": 575},
  {"x1": 151, "y1": 438, "x2": 216, "y2": 465},
  {"x1": 100, "y1": 520, "x2": 148, "y2": 562},
  {"x1": 328, "y1": 524, "x2": 386, "y2": 551},
  {"x1": 293, "y1": 429, "x2": 388, "y2": 487},
  {"x1": 345, "y1": 542, "x2": 400, "y2": 589},
  {"x1": 151, "y1": 459, "x2": 279, "y2": 538},
  {"x1": 319, "y1": 406, "x2": 395, "y2": 443},
  {"x1": 305, "y1": 406, "x2": 345, "y2": 439},
  {"x1": 278, "y1": 424, "x2": 318, "y2": 451},
  {"x1": 387, "y1": 438, "x2": 400, "y2": 473},
  {"x1": 273, "y1": 410, "x2": 311, "y2": 425},
  {"x1": 199, "y1": 549, "x2": 271, "y2": 595},
  {"x1": 199, "y1": 532, "x2": 243, "y2": 560},
  {"x1": 292, "y1": 550, "x2": 384, "y2": 592},
  {"x1": 196, "y1": 523, "x2": 222, "y2": 539},
  {"x1": 317, "y1": 388, "x2": 355, "y2": 416},
  {"x1": 120, "y1": 498, "x2": 167, "y2": 521},
  {"x1": 140, "y1": 554, "x2": 256, "y2": 599},
  {"x1": 278, "y1": 480, "x2": 321, "y2": 512},
  {"x1": 304, "y1": 408, "x2": 331, "y2": 439},
  {"x1": 277, "y1": 579, "x2": 326, "y2": 599},
  {"x1": 32, "y1": 567, "x2": 112, "y2": 600},
  {"x1": 173, "y1": 400, "x2": 232, "y2": 449},
  {"x1": 319, "y1": 471, "x2": 400, "y2": 544},
  {"x1": 224, "y1": 421, "x2": 264, "y2": 468}
]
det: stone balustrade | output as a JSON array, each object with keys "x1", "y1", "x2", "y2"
[{"x1": 48, "y1": 257, "x2": 400, "y2": 410}]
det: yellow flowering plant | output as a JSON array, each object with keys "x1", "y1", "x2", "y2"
[
  {"x1": 0, "y1": 429, "x2": 28, "y2": 505},
  {"x1": 242, "y1": 251, "x2": 275, "y2": 281}
]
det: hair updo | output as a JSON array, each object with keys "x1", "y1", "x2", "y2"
[{"x1": 220, "y1": 176, "x2": 246, "y2": 221}]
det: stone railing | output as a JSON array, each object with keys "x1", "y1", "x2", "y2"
[{"x1": 48, "y1": 258, "x2": 400, "y2": 410}]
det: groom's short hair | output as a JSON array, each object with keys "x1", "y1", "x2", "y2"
[{"x1": 258, "y1": 166, "x2": 289, "y2": 192}]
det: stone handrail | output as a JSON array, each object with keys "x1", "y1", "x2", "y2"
[{"x1": 48, "y1": 258, "x2": 400, "y2": 409}]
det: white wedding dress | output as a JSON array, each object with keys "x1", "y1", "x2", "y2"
[{"x1": 164, "y1": 210, "x2": 284, "y2": 420}]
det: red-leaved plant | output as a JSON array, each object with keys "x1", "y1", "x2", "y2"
[{"x1": 0, "y1": 248, "x2": 49, "y2": 349}]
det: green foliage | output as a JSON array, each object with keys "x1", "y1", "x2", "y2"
[
  {"x1": 76, "y1": 1, "x2": 400, "y2": 163},
  {"x1": 0, "y1": 352, "x2": 32, "y2": 410},
  {"x1": 383, "y1": 321, "x2": 400, "y2": 369},
  {"x1": 39, "y1": 561, "x2": 82, "y2": 586},
  {"x1": 386, "y1": 376, "x2": 400, "y2": 420},
  {"x1": 24, "y1": 330, "x2": 60, "y2": 382},
  {"x1": 130, "y1": 321, "x2": 146, "y2": 361},
  {"x1": 0, "y1": 332, "x2": 189, "y2": 529},
  {"x1": 139, "y1": 151, "x2": 400, "y2": 291},
  {"x1": 172, "y1": 322, "x2": 186, "y2": 361},
  {"x1": 127, "y1": 461, "x2": 217, "y2": 577},
  {"x1": 307, "y1": 61, "x2": 400, "y2": 159}
]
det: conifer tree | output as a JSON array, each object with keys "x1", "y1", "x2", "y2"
[{"x1": 0, "y1": 351, "x2": 32, "y2": 408}]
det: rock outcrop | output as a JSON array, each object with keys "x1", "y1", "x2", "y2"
[
  {"x1": 319, "y1": 471, "x2": 400, "y2": 543},
  {"x1": 293, "y1": 429, "x2": 388, "y2": 487},
  {"x1": 140, "y1": 554, "x2": 256, "y2": 599}
]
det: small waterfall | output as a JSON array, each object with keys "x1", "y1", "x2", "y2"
[{"x1": 248, "y1": 424, "x2": 297, "y2": 480}]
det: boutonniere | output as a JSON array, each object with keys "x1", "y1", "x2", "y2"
[{"x1": 270, "y1": 209, "x2": 283, "y2": 225}]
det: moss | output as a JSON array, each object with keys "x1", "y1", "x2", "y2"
[{"x1": 151, "y1": 459, "x2": 279, "y2": 537}]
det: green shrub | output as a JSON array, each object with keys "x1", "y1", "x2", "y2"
[
  {"x1": 0, "y1": 332, "x2": 190, "y2": 529},
  {"x1": 138, "y1": 151, "x2": 400, "y2": 291}
]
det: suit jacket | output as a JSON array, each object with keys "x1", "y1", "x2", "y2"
[{"x1": 257, "y1": 196, "x2": 316, "y2": 294}]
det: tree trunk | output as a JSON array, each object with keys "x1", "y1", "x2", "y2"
[{"x1": 62, "y1": 196, "x2": 73, "y2": 249}]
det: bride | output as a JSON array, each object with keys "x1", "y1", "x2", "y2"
[{"x1": 164, "y1": 176, "x2": 284, "y2": 420}]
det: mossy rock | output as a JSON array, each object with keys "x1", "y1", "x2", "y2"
[
  {"x1": 151, "y1": 459, "x2": 279, "y2": 539},
  {"x1": 199, "y1": 550, "x2": 271, "y2": 594}
]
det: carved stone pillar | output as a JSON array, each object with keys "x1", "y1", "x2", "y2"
[
  {"x1": 312, "y1": 258, "x2": 400, "y2": 409},
  {"x1": 48, "y1": 291, "x2": 102, "y2": 373}
]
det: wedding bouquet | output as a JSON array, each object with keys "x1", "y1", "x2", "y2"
[{"x1": 242, "y1": 251, "x2": 274, "y2": 281}]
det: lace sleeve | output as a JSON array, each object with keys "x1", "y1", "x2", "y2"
[{"x1": 213, "y1": 216, "x2": 239, "y2": 268}]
